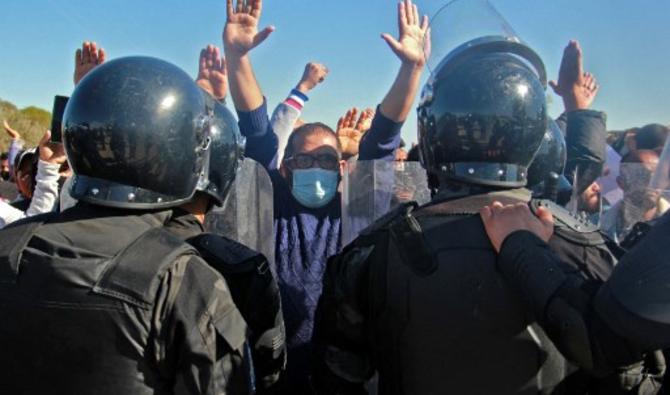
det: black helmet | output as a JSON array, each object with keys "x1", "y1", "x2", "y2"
[
  {"x1": 197, "y1": 95, "x2": 243, "y2": 205},
  {"x1": 418, "y1": 36, "x2": 548, "y2": 188},
  {"x1": 527, "y1": 119, "x2": 571, "y2": 200},
  {"x1": 63, "y1": 56, "x2": 212, "y2": 209}
]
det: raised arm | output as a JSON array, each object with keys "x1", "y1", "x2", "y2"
[
  {"x1": 196, "y1": 45, "x2": 228, "y2": 102},
  {"x1": 74, "y1": 41, "x2": 106, "y2": 86},
  {"x1": 550, "y1": 41, "x2": 606, "y2": 190},
  {"x1": 223, "y1": 0, "x2": 274, "y2": 112},
  {"x1": 272, "y1": 62, "x2": 329, "y2": 161},
  {"x1": 359, "y1": 0, "x2": 430, "y2": 161},
  {"x1": 379, "y1": 0, "x2": 429, "y2": 123},
  {"x1": 222, "y1": 0, "x2": 279, "y2": 169}
]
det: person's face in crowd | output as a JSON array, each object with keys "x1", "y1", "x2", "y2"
[
  {"x1": 1, "y1": 158, "x2": 9, "y2": 180},
  {"x1": 579, "y1": 181, "x2": 601, "y2": 214},
  {"x1": 395, "y1": 148, "x2": 408, "y2": 162},
  {"x1": 15, "y1": 160, "x2": 34, "y2": 199},
  {"x1": 618, "y1": 151, "x2": 660, "y2": 209},
  {"x1": 281, "y1": 127, "x2": 345, "y2": 208}
]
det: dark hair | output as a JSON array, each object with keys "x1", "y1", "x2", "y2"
[
  {"x1": 283, "y1": 122, "x2": 341, "y2": 160},
  {"x1": 14, "y1": 148, "x2": 38, "y2": 191},
  {"x1": 621, "y1": 149, "x2": 659, "y2": 164},
  {"x1": 635, "y1": 124, "x2": 670, "y2": 150},
  {"x1": 0, "y1": 152, "x2": 8, "y2": 161}
]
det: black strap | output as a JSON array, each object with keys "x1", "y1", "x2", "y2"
[
  {"x1": 530, "y1": 199, "x2": 599, "y2": 233},
  {"x1": 0, "y1": 212, "x2": 58, "y2": 284},
  {"x1": 93, "y1": 227, "x2": 197, "y2": 309}
]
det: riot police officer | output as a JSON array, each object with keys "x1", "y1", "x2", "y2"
[
  {"x1": 312, "y1": 2, "x2": 658, "y2": 393},
  {"x1": 479, "y1": 137, "x2": 670, "y2": 378},
  {"x1": 164, "y1": 93, "x2": 287, "y2": 393},
  {"x1": 0, "y1": 56, "x2": 249, "y2": 394}
]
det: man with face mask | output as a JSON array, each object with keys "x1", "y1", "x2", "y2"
[
  {"x1": 222, "y1": 0, "x2": 430, "y2": 392},
  {"x1": 600, "y1": 149, "x2": 668, "y2": 244}
]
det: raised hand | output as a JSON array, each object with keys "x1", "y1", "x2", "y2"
[
  {"x1": 382, "y1": 0, "x2": 430, "y2": 67},
  {"x1": 354, "y1": 108, "x2": 375, "y2": 133},
  {"x1": 337, "y1": 108, "x2": 375, "y2": 158},
  {"x1": 38, "y1": 130, "x2": 67, "y2": 165},
  {"x1": 296, "y1": 62, "x2": 329, "y2": 94},
  {"x1": 3, "y1": 120, "x2": 20, "y2": 140},
  {"x1": 549, "y1": 40, "x2": 599, "y2": 112},
  {"x1": 480, "y1": 202, "x2": 554, "y2": 253},
  {"x1": 74, "y1": 41, "x2": 106, "y2": 86},
  {"x1": 197, "y1": 45, "x2": 228, "y2": 100},
  {"x1": 223, "y1": 0, "x2": 274, "y2": 58}
]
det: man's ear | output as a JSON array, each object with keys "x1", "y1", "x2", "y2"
[{"x1": 279, "y1": 160, "x2": 289, "y2": 178}]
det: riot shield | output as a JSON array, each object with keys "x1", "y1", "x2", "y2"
[
  {"x1": 650, "y1": 137, "x2": 670, "y2": 202},
  {"x1": 204, "y1": 158, "x2": 274, "y2": 264},
  {"x1": 600, "y1": 160, "x2": 667, "y2": 244},
  {"x1": 341, "y1": 159, "x2": 431, "y2": 246},
  {"x1": 426, "y1": 0, "x2": 546, "y2": 86},
  {"x1": 566, "y1": 165, "x2": 603, "y2": 225}
]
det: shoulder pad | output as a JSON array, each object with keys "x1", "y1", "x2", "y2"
[
  {"x1": 360, "y1": 201, "x2": 419, "y2": 237},
  {"x1": 188, "y1": 233, "x2": 266, "y2": 274},
  {"x1": 93, "y1": 227, "x2": 197, "y2": 309},
  {"x1": 0, "y1": 212, "x2": 58, "y2": 283},
  {"x1": 530, "y1": 199, "x2": 599, "y2": 233}
]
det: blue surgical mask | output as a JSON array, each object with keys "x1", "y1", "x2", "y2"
[{"x1": 291, "y1": 168, "x2": 338, "y2": 208}]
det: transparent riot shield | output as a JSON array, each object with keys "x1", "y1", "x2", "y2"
[
  {"x1": 204, "y1": 158, "x2": 274, "y2": 264},
  {"x1": 650, "y1": 137, "x2": 670, "y2": 202},
  {"x1": 566, "y1": 162, "x2": 607, "y2": 226},
  {"x1": 59, "y1": 176, "x2": 78, "y2": 212},
  {"x1": 425, "y1": 0, "x2": 546, "y2": 85},
  {"x1": 341, "y1": 159, "x2": 431, "y2": 246},
  {"x1": 600, "y1": 160, "x2": 667, "y2": 244}
]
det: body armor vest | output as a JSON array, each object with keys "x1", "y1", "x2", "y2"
[
  {"x1": 0, "y1": 213, "x2": 197, "y2": 395},
  {"x1": 363, "y1": 199, "x2": 572, "y2": 395}
]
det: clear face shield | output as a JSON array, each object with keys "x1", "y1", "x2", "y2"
[
  {"x1": 649, "y1": 138, "x2": 670, "y2": 215},
  {"x1": 425, "y1": 0, "x2": 546, "y2": 85}
]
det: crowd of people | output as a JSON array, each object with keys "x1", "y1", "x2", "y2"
[{"x1": 0, "y1": 0, "x2": 669, "y2": 394}]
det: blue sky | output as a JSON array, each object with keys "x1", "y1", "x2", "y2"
[{"x1": 0, "y1": 0, "x2": 668, "y2": 144}]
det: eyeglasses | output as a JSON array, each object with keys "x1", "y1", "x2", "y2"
[{"x1": 285, "y1": 153, "x2": 340, "y2": 170}]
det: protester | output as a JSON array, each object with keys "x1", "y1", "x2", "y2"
[
  {"x1": 600, "y1": 149, "x2": 668, "y2": 243},
  {"x1": 222, "y1": 0, "x2": 429, "y2": 391},
  {"x1": 1, "y1": 152, "x2": 9, "y2": 181},
  {"x1": 0, "y1": 130, "x2": 64, "y2": 228},
  {"x1": 272, "y1": 62, "x2": 329, "y2": 162},
  {"x1": 634, "y1": 123, "x2": 670, "y2": 151}
]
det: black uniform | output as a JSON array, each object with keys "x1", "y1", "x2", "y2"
[
  {"x1": 166, "y1": 209, "x2": 287, "y2": 393},
  {"x1": 0, "y1": 204, "x2": 249, "y2": 394},
  {"x1": 496, "y1": 212, "x2": 670, "y2": 392},
  {"x1": 313, "y1": 189, "x2": 575, "y2": 395}
]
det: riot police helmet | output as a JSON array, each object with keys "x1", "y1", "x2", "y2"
[
  {"x1": 63, "y1": 56, "x2": 212, "y2": 209},
  {"x1": 418, "y1": 35, "x2": 548, "y2": 188},
  {"x1": 196, "y1": 95, "x2": 243, "y2": 206}
]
